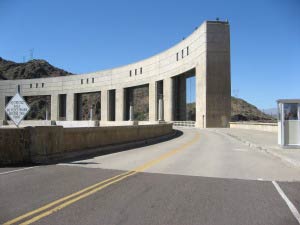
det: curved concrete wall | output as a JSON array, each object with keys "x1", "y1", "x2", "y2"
[
  {"x1": 0, "y1": 20, "x2": 231, "y2": 128},
  {"x1": 0, "y1": 123, "x2": 173, "y2": 165},
  {"x1": 230, "y1": 122, "x2": 278, "y2": 133}
]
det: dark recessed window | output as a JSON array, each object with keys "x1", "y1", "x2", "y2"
[
  {"x1": 140, "y1": 67, "x2": 142, "y2": 74},
  {"x1": 30, "y1": 84, "x2": 32, "y2": 88},
  {"x1": 135, "y1": 69, "x2": 137, "y2": 75},
  {"x1": 86, "y1": 78, "x2": 89, "y2": 84},
  {"x1": 81, "y1": 79, "x2": 83, "y2": 84},
  {"x1": 92, "y1": 78, "x2": 94, "y2": 83},
  {"x1": 182, "y1": 49, "x2": 184, "y2": 58},
  {"x1": 176, "y1": 53, "x2": 179, "y2": 61},
  {"x1": 129, "y1": 70, "x2": 132, "y2": 76},
  {"x1": 36, "y1": 83, "x2": 38, "y2": 88},
  {"x1": 42, "y1": 83, "x2": 44, "y2": 88},
  {"x1": 187, "y1": 46, "x2": 189, "y2": 55}
]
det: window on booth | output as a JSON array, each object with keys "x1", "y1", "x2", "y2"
[{"x1": 284, "y1": 103, "x2": 298, "y2": 120}]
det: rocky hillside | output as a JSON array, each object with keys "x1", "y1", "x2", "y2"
[
  {"x1": 0, "y1": 57, "x2": 73, "y2": 80},
  {"x1": 231, "y1": 96, "x2": 276, "y2": 122}
]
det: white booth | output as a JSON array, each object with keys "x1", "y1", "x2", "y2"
[{"x1": 277, "y1": 99, "x2": 300, "y2": 148}]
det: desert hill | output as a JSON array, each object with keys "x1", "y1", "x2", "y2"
[{"x1": 0, "y1": 57, "x2": 73, "y2": 80}]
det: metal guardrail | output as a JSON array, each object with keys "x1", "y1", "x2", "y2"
[{"x1": 172, "y1": 121, "x2": 195, "y2": 127}]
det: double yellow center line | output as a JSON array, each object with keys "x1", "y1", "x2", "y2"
[{"x1": 4, "y1": 132, "x2": 200, "y2": 225}]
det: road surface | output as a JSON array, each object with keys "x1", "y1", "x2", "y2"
[{"x1": 1, "y1": 128, "x2": 300, "y2": 225}]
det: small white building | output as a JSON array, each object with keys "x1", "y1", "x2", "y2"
[{"x1": 277, "y1": 99, "x2": 300, "y2": 148}]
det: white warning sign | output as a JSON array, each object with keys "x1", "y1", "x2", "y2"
[{"x1": 5, "y1": 93, "x2": 30, "y2": 126}]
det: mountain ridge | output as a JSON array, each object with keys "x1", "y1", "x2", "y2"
[{"x1": 0, "y1": 57, "x2": 73, "y2": 80}]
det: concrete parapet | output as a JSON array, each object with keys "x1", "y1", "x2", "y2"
[
  {"x1": 0, "y1": 128, "x2": 31, "y2": 164},
  {"x1": 0, "y1": 123, "x2": 173, "y2": 165},
  {"x1": 230, "y1": 122, "x2": 278, "y2": 133}
]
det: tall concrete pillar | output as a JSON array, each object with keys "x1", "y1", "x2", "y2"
[
  {"x1": 66, "y1": 93, "x2": 75, "y2": 121},
  {"x1": 205, "y1": 22, "x2": 231, "y2": 127},
  {"x1": 115, "y1": 88, "x2": 124, "y2": 121},
  {"x1": 51, "y1": 94, "x2": 58, "y2": 121},
  {"x1": 0, "y1": 95, "x2": 5, "y2": 120},
  {"x1": 101, "y1": 90, "x2": 108, "y2": 121},
  {"x1": 163, "y1": 77, "x2": 173, "y2": 122},
  {"x1": 149, "y1": 82, "x2": 157, "y2": 121},
  {"x1": 195, "y1": 63, "x2": 207, "y2": 128}
]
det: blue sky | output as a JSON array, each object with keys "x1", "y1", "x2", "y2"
[{"x1": 1, "y1": 0, "x2": 299, "y2": 109}]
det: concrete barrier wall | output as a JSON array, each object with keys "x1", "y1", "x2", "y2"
[
  {"x1": 0, "y1": 123, "x2": 173, "y2": 165},
  {"x1": 229, "y1": 122, "x2": 278, "y2": 133},
  {"x1": 0, "y1": 128, "x2": 30, "y2": 164},
  {"x1": 63, "y1": 124, "x2": 171, "y2": 152}
]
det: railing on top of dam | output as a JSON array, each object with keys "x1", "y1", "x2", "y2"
[{"x1": 172, "y1": 121, "x2": 195, "y2": 128}]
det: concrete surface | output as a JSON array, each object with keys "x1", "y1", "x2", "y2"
[
  {"x1": 1, "y1": 128, "x2": 300, "y2": 225},
  {"x1": 61, "y1": 129, "x2": 300, "y2": 181},
  {"x1": 216, "y1": 128, "x2": 300, "y2": 168}
]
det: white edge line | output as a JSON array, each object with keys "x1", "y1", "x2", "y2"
[
  {"x1": 272, "y1": 181, "x2": 300, "y2": 224},
  {"x1": 0, "y1": 166, "x2": 38, "y2": 175}
]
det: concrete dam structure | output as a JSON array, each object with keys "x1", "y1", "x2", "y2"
[{"x1": 0, "y1": 20, "x2": 231, "y2": 128}]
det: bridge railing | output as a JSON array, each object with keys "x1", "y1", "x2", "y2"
[{"x1": 172, "y1": 121, "x2": 195, "y2": 128}]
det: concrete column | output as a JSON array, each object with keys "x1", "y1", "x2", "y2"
[
  {"x1": 50, "y1": 94, "x2": 58, "y2": 121},
  {"x1": 195, "y1": 64, "x2": 207, "y2": 128},
  {"x1": 149, "y1": 82, "x2": 157, "y2": 121},
  {"x1": 101, "y1": 90, "x2": 108, "y2": 121},
  {"x1": 129, "y1": 105, "x2": 133, "y2": 121},
  {"x1": 205, "y1": 22, "x2": 231, "y2": 127},
  {"x1": 163, "y1": 77, "x2": 173, "y2": 122},
  {"x1": 66, "y1": 93, "x2": 75, "y2": 121},
  {"x1": 115, "y1": 88, "x2": 124, "y2": 121},
  {"x1": 0, "y1": 95, "x2": 6, "y2": 120},
  {"x1": 158, "y1": 98, "x2": 164, "y2": 121}
]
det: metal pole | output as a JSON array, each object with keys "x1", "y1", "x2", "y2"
[
  {"x1": 298, "y1": 103, "x2": 300, "y2": 121},
  {"x1": 280, "y1": 103, "x2": 285, "y2": 146},
  {"x1": 45, "y1": 103, "x2": 48, "y2": 121},
  {"x1": 90, "y1": 106, "x2": 93, "y2": 121}
]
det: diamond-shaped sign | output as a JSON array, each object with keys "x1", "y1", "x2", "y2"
[{"x1": 5, "y1": 93, "x2": 30, "y2": 126}]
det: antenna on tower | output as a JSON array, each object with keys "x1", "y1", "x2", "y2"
[
  {"x1": 29, "y1": 48, "x2": 34, "y2": 60},
  {"x1": 233, "y1": 89, "x2": 239, "y2": 98}
]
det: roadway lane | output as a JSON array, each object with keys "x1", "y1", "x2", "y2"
[
  {"x1": 61, "y1": 129, "x2": 300, "y2": 181},
  {"x1": 1, "y1": 128, "x2": 300, "y2": 225}
]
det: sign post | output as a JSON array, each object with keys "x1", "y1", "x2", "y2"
[{"x1": 5, "y1": 87, "x2": 30, "y2": 127}]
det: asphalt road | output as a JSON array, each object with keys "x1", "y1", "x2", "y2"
[{"x1": 1, "y1": 128, "x2": 300, "y2": 225}]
